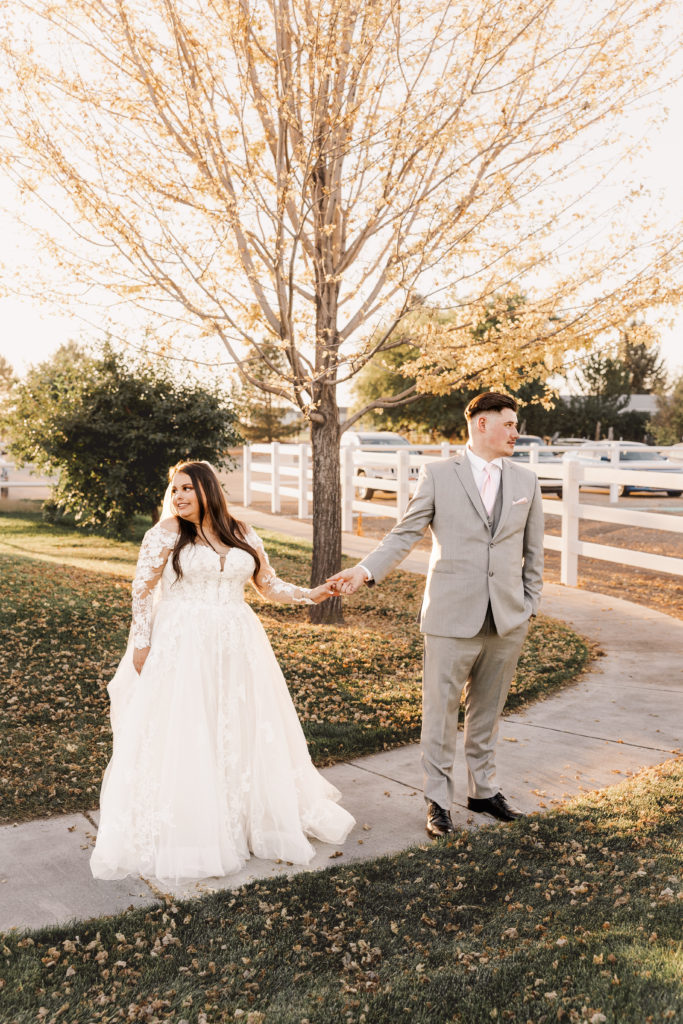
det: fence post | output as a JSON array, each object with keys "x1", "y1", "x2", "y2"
[
  {"x1": 243, "y1": 446, "x2": 252, "y2": 506},
  {"x1": 396, "y1": 447, "x2": 410, "y2": 518},
  {"x1": 270, "y1": 442, "x2": 281, "y2": 514},
  {"x1": 529, "y1": 443, "x2": 539, "y2": 465},
  {"x1": 440, "y1": 441, "x2": 450, "y2": 459},
  {"x1": 560, "y1": 458, "x2": 580, "y2": 586},
  {"x1": 298, "y1": 443, "x2": 309, "y2": 519},
  {"x1": 609, "y1": 443, "x2": 619, "y2": 504},
  {"x1": 340, "y1": 446, "x2": 354, "y2": 533}
]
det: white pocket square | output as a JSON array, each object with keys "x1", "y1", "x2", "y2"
[{"x1": 511, "y1": 496, "x2": 528, "y2": 505}]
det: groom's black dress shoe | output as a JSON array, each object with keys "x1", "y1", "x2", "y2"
[
  {"x1": 467, "y1": 792, "x2": 525, "y2": 822},
  {"x1": 426, "y1": 801, "x2": 455, "y2": 838}
]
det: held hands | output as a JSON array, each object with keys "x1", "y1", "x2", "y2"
[
  {"x1": 308, "y1": 580, "x2": 341, "y2": 603},
  {"x1": 325, "y1": 565, "x2": 368, "y2": 596},
  {"x1": 309, "y1": 566, "x2": 366, "y2": 602}
]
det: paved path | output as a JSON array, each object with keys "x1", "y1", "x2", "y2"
[{"x1": 2, "y1": 509, "x2": 681, "y2": 933}]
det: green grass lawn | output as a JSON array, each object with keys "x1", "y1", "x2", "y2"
[
  {"x1": 0, "y1": 510, "x2": 593, "y2": 825},
  {"x1": 1, "y1": 758, "x2": 680, "y2": 1023}
]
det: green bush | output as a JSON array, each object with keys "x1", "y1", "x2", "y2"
[{"x1": 2, "y1": 342, "x2": 241, "y2": 534}]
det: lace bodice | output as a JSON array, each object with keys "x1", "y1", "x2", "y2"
[{"x1": 131, "y1": 521, "x2": 313, "y2": 649}]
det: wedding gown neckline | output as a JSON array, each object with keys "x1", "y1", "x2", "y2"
[{"x1": 194, "y1": 541, "x2": 242, "y2": 573}]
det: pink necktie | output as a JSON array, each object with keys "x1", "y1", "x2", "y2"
[{"x1": 480, "y1": 465, "x2": 496, "y2": 516}]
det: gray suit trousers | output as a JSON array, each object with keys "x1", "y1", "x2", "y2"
[{"x1": 421, "y1": 615, "x2": 528, "y2": 807}]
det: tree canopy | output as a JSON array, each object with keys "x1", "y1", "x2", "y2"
[
  {"x1": 0, "y1": 355, "x2": 15, "y2": 407},
  {"x1": 3, "y1": 343, "x2": 241, "y2": 534},
  {"x1": 4, "y1": 2, "x2": 679, "y2": 397},
  {"x1": 352, "y1": 340, "x2": 478, "y2": 439},
  {"x1": 230, "y1": 342, "x2": 302, "y2": 443},
  {"x1": 546, "y1": 342, "x2": 667, "y2": 442},
  {"x1": 619, "y1": 323, "x2": 669, "y2": 394},
  {"x1": 652, "y1": 376, "x2": 683, "y2": 445},
  {"x1": 2, "y1": 0, "x2": 682, "y2": 618},
  {"x1": 351, "y1": 297, "x2": 555, "y2": 438},
  {"x1": 353, "y1": 315, "x2": 671, "y2": 441}
]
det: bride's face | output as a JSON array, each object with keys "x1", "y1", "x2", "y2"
[{"x1": 171, "y1": 472, "x2": 201, "y2": 524}]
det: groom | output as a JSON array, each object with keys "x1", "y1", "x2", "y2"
[{"x1": 329, "y1": 392, "x2": 544, "y2": 837}]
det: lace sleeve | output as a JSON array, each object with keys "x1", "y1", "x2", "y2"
[
  {"x1": 245, "y1": 526, "x2": 314, "y2": 605},
  {"x1": 131, "y1": 522, "x2": 178, "y2": 649}
]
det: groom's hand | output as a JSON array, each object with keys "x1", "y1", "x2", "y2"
[
  {"x1": 309, "y1": 581, "x2": 340, "y2": 603},
  {"x1": 326, "y1": 565, "x2": 368, "y2": 595}
]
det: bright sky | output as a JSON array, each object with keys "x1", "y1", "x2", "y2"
[{"x1": 1, "y1": 33, "x2": 682, "y2": 386}]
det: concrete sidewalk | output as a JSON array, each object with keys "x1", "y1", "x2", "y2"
[{"x1": 2, "y1": 509, "x2": 681, "y2": 933}]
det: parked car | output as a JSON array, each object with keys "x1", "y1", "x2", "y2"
[
  {"x1": 514, "y1": 434, "x2": 545, "y2": 448},
  {"x1": 511, "y1": 440, "x2": 563, "y2": 496},
  {"x1": 340, "y1": 430, "x2": 421, "y2": 499},
  {"x1": 666, "y1": 442, "x2": 683, "y2": 465},
  {"x1": 563, "y1": 442, "x2": 683, "y2": 496}
]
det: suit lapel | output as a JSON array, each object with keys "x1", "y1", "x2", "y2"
[
  {"x1": 493, "y1": 459, "x2": 513, "y2": 537},
  {"x1": 453, "y1": 457, "x2": 490, "y2": 528}
]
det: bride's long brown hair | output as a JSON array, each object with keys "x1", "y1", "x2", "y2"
[{"x1": 168, "y1": 461, "x2": 261, "y2": 581}]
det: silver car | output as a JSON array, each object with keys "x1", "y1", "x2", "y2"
[
  {"x1": 510, "y1": 441, "x2": 563, "y2": 496},
  {"x1": 564, "y1": 442, "x2": 683, "y2": 496},
  {"x1": 340, "y1": 430, "x2": 421, "y2": 500}
]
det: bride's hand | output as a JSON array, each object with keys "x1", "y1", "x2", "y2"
[
  {"x1": 133, "y1": 646, "x2": 151, "y2": 674},
  {"x1": 309, "y1": 581, "x2": 340, "y2": 603}
]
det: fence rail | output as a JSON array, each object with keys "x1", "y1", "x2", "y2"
[
  {"x1": 0, "y1": 480, "x2": 53, "y2": 488},
  {"x1": 0, "y1": 462, "x2": 57, "y2": 496},
  {"x1": 242, "y1": 442, "x2": 683, "y2": 587}
]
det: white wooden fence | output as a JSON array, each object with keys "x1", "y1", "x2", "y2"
[
  {"x1": 242, "y1": 442, "x2": 683, "y2": 587},
  {"x1": 243, "y1": 442, "x2": 315, "y2": 517},
  {"x1": 0, "y1": 462, "x2": 57, "y2": 497}
]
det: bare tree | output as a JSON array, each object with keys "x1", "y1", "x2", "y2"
[{"x1": 2, "y1": 0, "x2": 682, "y2": 621}]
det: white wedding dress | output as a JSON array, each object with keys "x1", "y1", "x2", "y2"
[{"x1": 90, "y1": 522, "x2": 355, "y2": 882}]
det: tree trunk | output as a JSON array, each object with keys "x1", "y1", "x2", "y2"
[
  {"x1": 308, "y1": 143, "x2": 344, "y2": 624},
  {"x1": 309, "y1": 384, "x2": 343, "y2": 625}
]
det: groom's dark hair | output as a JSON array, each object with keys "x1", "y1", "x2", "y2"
[{"x1": 464, "y1": 391, "x2": 518, "y2": 420}]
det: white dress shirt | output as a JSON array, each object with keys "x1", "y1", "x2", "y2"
[{"x1": 465, "y1": 446, "x2": 503, "y2": 508}]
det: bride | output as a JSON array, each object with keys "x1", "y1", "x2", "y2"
[{"x1": 90, "y1": 460, "x2": 355, "y2": 882}]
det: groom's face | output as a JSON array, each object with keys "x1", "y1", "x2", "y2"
[{"x1": 480, "y1": 409, "x2": 519, "y2": 459}]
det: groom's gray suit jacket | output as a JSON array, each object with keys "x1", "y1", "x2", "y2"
[{"x1": 361, "y1": 454, "x2": 544, "y2": 638}]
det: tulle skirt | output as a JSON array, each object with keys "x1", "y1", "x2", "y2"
[{"x1": 90, "y1": 598, "x2": 354, "y2": 882}]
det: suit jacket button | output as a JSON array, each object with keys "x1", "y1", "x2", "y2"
[{"x1": 488, "y1": 570, "x2": 494, "y2": 576}]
